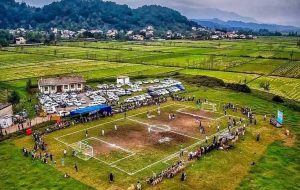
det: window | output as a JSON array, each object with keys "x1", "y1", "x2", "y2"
[
  {"x1": 64, "y1": 85, "x2": 68, "y2": 89},
  {"x1": 51, "y1": 86, "x2": 55, "y2": 90},
  {"x1": 71, "y1": 84, "x2": 75, "y2": 89},
  {"x1": 78, "y1": 84, "x2": 82, "y2": 88},
  {"x1": 44, "y1": 86, "x2": 49, "y2": 91}
]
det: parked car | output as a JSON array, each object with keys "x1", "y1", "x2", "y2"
[{"x1": 58, "y1": 111, "x2": 70, "y2": 117}]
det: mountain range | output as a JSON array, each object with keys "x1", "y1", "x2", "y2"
[
  {"x1": 1, "y1": 0, "x2": 300, "y2": 33},
  {"x1": 193, "y1": 18, "x2": 300, "y2": 33},
  {"x1": 0, "y1": 0, "x2": 197, "y2": 31}
]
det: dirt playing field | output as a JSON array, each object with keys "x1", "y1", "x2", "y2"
[
  {"x1": 97, "y1": 120, "x2": 192, "y2": 152},
  {"x1": 132, "y1": 108, "x2": 229, "y2": 139}
]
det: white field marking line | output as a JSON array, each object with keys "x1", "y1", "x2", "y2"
[
  {"x1": 177, "y1": 110, "x2": 216, "y2": 121},
  {"x1": 55, "y1": 103, "x2": 176, "y2": 140},
  {"x1": 175, "y1": 104, "x2": 245, "y2": 121},
  {"x1": 109, "y1": 153, "x2": 136, "y2": 166},
  {"x1": 127, "y1": 117, "x2": 171, "y2": 131},
  {"x1": 88, "y1": 137, "x2": 134, "y2": 154},
  {"x1": 173, "y1": 102, "x2": 221, "y2": 114},
  {"x1": 127, "y1": 117, "x2": 201, "y2": 141},
  {"x1": 111, "y1": 165, "x2": 133, "y2": 176},
  {"x1": 55, "y1": 136, "x2": 133, "y2": 175}
]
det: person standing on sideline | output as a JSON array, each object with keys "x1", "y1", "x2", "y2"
[
  {"x1": 217, "y1": 125, "x2": 220, "y2": 132},
  {"x1": 181, "y1": 172, "x2": 187, "y2": 181},
  {"x1": 85, "y1": 130, "x2": 88, "y2": 138},
  {"x1": 114, "y1": 125, "x2": 117, "y2": 131},
  {"x1": 63, "y1": 149, "x2": 67, "y2": 157},
  {"x1": 109, "y1": 173, "x2": 114, "y2": 183},
  {"x1": 74, "y1": 163, "x2": 78, "y2": 172},
  {"x1": 61, "y1": 157, "x2": 65, "y2": 166},
  {"x1": 256, "y1": 133, "x2": 260, "y2": 142},
  {"x1": 205, "y1": 136, "x2": 208, "y2": 143},
  {"x1": 136, "y1": 181, "x2": 142, "y2": 190}
]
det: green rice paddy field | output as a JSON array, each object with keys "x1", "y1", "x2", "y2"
[
  {"x1": 0, "y1": 37, "x2": 300, "y2": 189},
  {"x1": 1, "y1": 37, "x2": 299, "y2": 103}
]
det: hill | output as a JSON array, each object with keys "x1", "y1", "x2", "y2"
[
  {"x1": 193, "y1": 18, "x2": 300, "y2": 33},
  {"x1": 0, "y1": 0, "x2": 197, "y2": 31}
]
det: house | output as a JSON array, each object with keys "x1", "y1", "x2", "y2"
[
  {"x1": 0, "y1": 104, "x2": 13, "y2": 128},
  {"x1": 38, "y1": 76, "x2": 86, "y2": 94},
  {"x1": 211, "y1": 35, "x2": 219, "y2": 40},
  {"x1": 117, "y1": 76, "x2": 130, "y2": 85},
  {"x1": 15, "y1": 37, "x2": 26, "y2": 45},
  {"x1": 131, "y1": 35, "x2": 144, "y2": 41},
  {"x1": 106, "y1": 30, "x2": 118, "y2": 38}
]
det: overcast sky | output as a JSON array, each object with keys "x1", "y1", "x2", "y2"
[{"x1": 20, "y1": 0, "x2": 300, "y2": 26}]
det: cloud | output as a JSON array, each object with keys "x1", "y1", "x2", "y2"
[{"x1": 110, "y1": 0, "x2": 300, "y2": 26}]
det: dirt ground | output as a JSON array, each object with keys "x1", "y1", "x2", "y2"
[
  {"x1": 90, "y1": 121, "x2": 192, "y2": 157},
  {"x1": 136, "y1": 110, "x2": 221, "y2": 139}
]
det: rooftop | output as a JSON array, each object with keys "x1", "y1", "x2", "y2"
[
  {"x1": 38, "y1": 76, "x2": 86, "y2": 86},
  {"x1": 0, "y1": 103, "x2": 12, "y2": 110},
  {"x1": 117, "y1": 76, "x2": 129, "y2": 79}
]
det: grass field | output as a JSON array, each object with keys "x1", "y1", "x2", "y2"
[
  {"x1": 8, "y1": 90, "x2": 299, "y2": 190},
  {"x1": 0, "y1": 37, "x2": 300, "y2": 189},
  {"x1": 1, "y1": 37, "x2": 299, "y2": 103}
]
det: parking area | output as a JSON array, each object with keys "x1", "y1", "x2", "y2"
[{"x1": 39, "y1": 78, "x2": 185, "y2": 116}]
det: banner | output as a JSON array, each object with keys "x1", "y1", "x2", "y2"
[{"x1": 276, "y1": 110, "x2": 283, "y2": 124}]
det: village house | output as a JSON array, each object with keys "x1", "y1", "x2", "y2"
[
  {"x1": 38, "y1": 76, "x2": 86, "y2": 94},
  {"x1": 15, "y1": 37, "x2": 26, "y2": 45},
  {"x1": 117, "y1": 76, "x2": 130, "y2": 85},
  {"x1": 106, "y1": 30, "x2": 118, "y2": 38}
]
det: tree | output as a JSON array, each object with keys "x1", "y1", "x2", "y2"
[
  {"x1": 7, "y1": 90, "x2": 20, "y2": 105},
  {"x1": 26, "y1": 79, "x2": 32, "y2": 93},
  {"x1": 0, "y1": 30, "x2": 12, "y2": 47}
]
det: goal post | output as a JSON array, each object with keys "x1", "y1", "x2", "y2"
[{"x1": 70, "y1": 140, "x2": 94, "y2": 161}]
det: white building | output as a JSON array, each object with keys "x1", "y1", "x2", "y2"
[
  {"x1": 117, "y1": 76, "x2": 130, "y2": 85},
  {"x1": 0, "y1": 104, "x2": 13, "y2": 129},
  {"x1": 15, "y1": 37, "x2": 26, "y2": 45},
  {"x1": 38, "y1": 77, "x2": 86, "y2": 94}
]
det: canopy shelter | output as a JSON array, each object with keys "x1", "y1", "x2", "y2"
[{"x1": 70, "y1": 104, "x2": 112, "y2": 117}]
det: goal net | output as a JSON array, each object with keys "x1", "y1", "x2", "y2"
[{"x1": 70, "y1": 140, "x2": 94, "y2": 161}]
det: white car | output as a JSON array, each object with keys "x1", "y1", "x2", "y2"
[
  {"x1": 70, "y1": 93, "x2": 77, "y2": 98},
  {"x1": 58, "y1": 111, "x2": 70, "y2": 117},
  {"x1": 74, "y1": 101, "x2": 82, "y2": 106},
  {"x1": 46, "y1": 107, "x2": 57, "y2": 114},
  {"x1": 66, "y1": 101, "x2": 73, "y2": 106}
]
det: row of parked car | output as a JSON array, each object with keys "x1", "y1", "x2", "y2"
[
  {"x1": 39, "y1": 92, "x2": 87, "y2": 114},
  {"x1": 148, "y1": 79, "x2": 184, "y2": 96},
  {"x1": 124, "y1": 93, "x2": 152, "y2": 103},
  {"x1": 39, "y1": 79, "x2": 184, "y2": 115}
]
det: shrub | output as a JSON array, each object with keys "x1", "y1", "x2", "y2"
[
  {"x1": 179, "y1": 75, "x2": 225, "y2": 87},
  {"x1": 7, "y1": 90, "x2": 20, "y2": 105},
  {"x1": 272, "y1": 95, "x2": 284, "y2": 103},
  {"x1": 226, "y1": 83, "x2": 251, "y2": 93}
]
